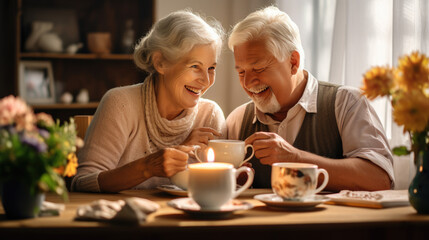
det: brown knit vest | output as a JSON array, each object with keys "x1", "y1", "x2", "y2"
[{"x1": 238, "y1": 81, "x2": 343, "y2": 188}]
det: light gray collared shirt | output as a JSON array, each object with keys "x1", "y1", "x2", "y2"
[{"x1": 225, "y1": 71, "x2": 395, "y2": 185}]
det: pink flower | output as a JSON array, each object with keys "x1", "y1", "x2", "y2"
[
  {"x1": 0, "y1": 95, "x2": 35, "y2": 131},
  {"x1": 36, "y1": 112, "x2": 54, "y2": 127}
]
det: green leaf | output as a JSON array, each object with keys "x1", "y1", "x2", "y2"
[{"x1": 392, "y1": 146, "x2": 410, "y2": 156}]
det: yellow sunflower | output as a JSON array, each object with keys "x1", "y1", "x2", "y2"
[
  {"x1": 397, "y1": 51, "x2": 429, "y2": 91},
  {"x1": 361, "y1": 66, "x2": 394, "y2": 100},
  {"x1": 392, "y1": 89, "x2": 429, "y2": 132},
  {"x1": 64, "y1": 152, "x2": 78, "y2": 177}
]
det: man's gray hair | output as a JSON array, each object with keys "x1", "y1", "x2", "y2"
[
  {"x1": 228, "y1": 6, "x2": 305, "y2": 68},
  {"x1": 134, "y1": 10, "x2": 224, "y2": 74}
]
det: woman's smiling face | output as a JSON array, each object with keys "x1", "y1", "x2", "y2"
[{"x1": 156, "y1": 44, "x2": 217, "y2": 119}]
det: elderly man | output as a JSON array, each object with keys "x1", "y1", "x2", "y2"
[{"x1": 226, "y1": 6, "x2": 394, "y2": 191}]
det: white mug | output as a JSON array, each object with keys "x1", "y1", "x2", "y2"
[
  {"x1": 195, "y1": 140, "x2": 254, "y2": 168},
  {"x1": 271, "y1": 162, "x2": 329, "y2": 201},
  {"x1": 170, "y1": 168, "x2": 188, "y2": 190},
  {"x1": 187, "y1": 162, "x2": 254, "y2": 210}
]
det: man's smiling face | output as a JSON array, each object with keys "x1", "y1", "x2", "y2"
[{"x1": 233, "y1": 39, "x2": 295, "y2": 114}]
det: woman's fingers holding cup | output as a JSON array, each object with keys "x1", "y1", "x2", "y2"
[
  {"x1": 198, "y1": 128, "x2": 222, "y2": 143},
  {"x1": 173, "y1": 145, "x2": 194, "y2": 154},
  {"x1": 181, "y1": 127, "x2": 220, "y2": 147},
  {"x1": 163, "y1": 158, "x2": 187, "y2": 177},
  {"x1": 199, "y1": 135, "x2": 210, "y2": 145},
  {"x1": 197, "y1": 127, "x2": 221, "y2": 137},
  {"x1": 152, "y1": 148, "x2": 188, "y2": 177}
]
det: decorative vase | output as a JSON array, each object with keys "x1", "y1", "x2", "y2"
[
  {"x1": 24, "y1": 21, "x2": 53, "y2": 52},
  {"x1": 408, "y1": 151, "x2": 429, "y2": 214},
  {"x1": 37, "y1": 32, "x2": 63, "y2": 53},
  {"x1": 76, "y1": 88, "x2": 90, "y2": 103},
  {"x1": 1, "y1": 179, "x2": 45, "y2": 219},
  {"x1": 121, "y1": 19, "x2": 135, "y2": 53}
]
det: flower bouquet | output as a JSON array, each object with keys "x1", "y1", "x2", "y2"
[
  {"x1": 0, "y1": 95, "x2": 82, "y2": 218},
  {"x1": 361, "y1": 51, "x2": 429, "y2": 158},
  {"x1": 361, "y1": 51, "x2": 429, "y2": 213}
]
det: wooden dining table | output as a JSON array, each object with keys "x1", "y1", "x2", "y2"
[{"x1": 1, "y1": 188, "x2": 428, "y2": 240}]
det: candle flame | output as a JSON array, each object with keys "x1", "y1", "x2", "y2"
[{"x1": 207, "y1": 148, "x2": 215, "y2": 162}]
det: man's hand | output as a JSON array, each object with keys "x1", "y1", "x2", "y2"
[{"x1": 245, "y1": 132, "x2": 301, "y2": 165}]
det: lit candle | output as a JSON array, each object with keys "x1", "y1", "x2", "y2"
[
  {"x1": 188, "y1": 147, "x2": 254, "y2": 210},
  {"x1": 188, "y1": 148, "x2": 235, "y2": 210},
  {"x1": 207, "y1": 148, "x2": 215, "y2": 162},
  {"x1": 189, "y1": 148, "x2": 233, "y2": 174}
]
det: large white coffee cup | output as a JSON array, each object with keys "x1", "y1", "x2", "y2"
[
  {"x1": 271, "y1": 163, "x2": 329, "y2": 201},
  {"x1": 195, "y1": 140, "x2": 254, "y2": 168},
  {"x1": 188, "y1": 162, "x2": 254, "y2": 210}
]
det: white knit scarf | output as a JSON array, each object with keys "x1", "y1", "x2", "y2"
[{"x1": 143, "y1": 75, "x2": 198, "y2": 150}]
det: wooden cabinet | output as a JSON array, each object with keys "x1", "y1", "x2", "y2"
[{"x1": 2, "y1": 0, "x2": 154, "y2": 121}]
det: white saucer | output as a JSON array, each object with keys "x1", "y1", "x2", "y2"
[
  {"x1": 254, "y1": 194, "x2": 329, "y2": 209},
  {"x1": 168, "y1": 198, "x2": 253, "y2": 219},
  {"x1": 157, "y1": 185, "x2": 188, "y2": 197}
]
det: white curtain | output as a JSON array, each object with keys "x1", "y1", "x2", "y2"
[{"x1": 277, "y1": 0, "x2": 429, "y2": 189}]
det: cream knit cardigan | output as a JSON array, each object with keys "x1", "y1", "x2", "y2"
[{"x1": 71, "y1": 83, "x2": 225, "y2": 192}]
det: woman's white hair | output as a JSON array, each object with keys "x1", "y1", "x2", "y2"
[
  {"x1": 228, "y1": 6, "x2": 305, "y2": 68},
  {"x1": 134, "y1": 10, "x2": 224, "y2": 74}
]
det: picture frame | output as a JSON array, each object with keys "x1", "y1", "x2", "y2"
[{"x1": 19, "y1": 61, "x2": 55, "y2": 104}]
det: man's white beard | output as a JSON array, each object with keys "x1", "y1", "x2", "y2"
[{"x1": 252, "y1": 91, "x2": 281, "y2": 114}]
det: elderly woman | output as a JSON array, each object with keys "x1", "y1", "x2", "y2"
[{"x1": 72, "y1": 10, "x2": 225, "y2": 192}]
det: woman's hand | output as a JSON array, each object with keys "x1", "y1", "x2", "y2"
[
  {"x1": 142, "y1": 145, "x2": 194, "y2": 178},
  {"x1": 98, "y1": 145, "x2": 194, "y2": 193},
  {"x1": 181, "y1": 127, "x2": 221, "y2": 148}
]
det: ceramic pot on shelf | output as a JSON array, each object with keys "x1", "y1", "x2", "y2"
[
  {"x1": 87, "y1": 32, "x2": 112, "y2": 54},
  {"x1": 409, "y1": 151, "x2": 429, "y2": 214},
  {"x1": 1, "y1": 178, "x2": 45, "y2": 219}
]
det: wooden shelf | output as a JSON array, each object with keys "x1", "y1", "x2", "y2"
[
  {"x1": 32, "y1": 102, "x2": 99, "y2": 110},
  {"x1": 5, "y1": 0, "x2": 154, "y2": 122},
  {"x1": 20, "y1": 52, "x2": 133, "y2": 60}
]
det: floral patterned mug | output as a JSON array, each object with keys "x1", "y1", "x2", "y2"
[{"x1": 271, "y1": 162, "x2": 329, "y2": 201}]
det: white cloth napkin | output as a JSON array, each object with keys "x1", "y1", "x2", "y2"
[
  {"x1": 75, "y1": 197, "x2": 160, "y2": 224},
  {"x1": 39, "y1": 201, "x2": 66, "y2": 216}
]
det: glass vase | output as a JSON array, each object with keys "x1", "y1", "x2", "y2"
[{"x1": 408, "y1": 151, "x2": 429, "y2": 214}]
